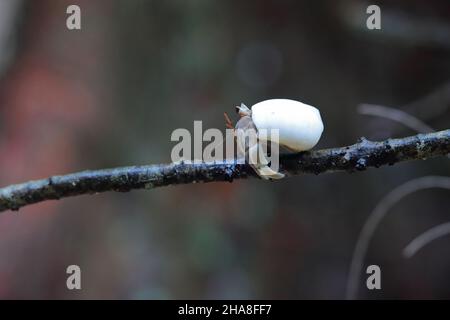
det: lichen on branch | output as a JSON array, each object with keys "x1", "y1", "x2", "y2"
[{"x1": 0, "y1": 129, "x2": 449, "y2": 212}]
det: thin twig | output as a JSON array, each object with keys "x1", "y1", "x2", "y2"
[
  {"x1": 0, "y1": 129, "x2": 449, "y2": 213},
  {"x1": 358, "y1": 104, "x2": 436, "y2": 133},
  {"x1": 403, "y1": 221, "x2": 450, "y2": 259},
  {"x1": 346, "y1": 176, "x2": 450, "y2": 300}
]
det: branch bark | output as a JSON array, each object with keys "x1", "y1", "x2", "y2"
[{"x1": 0, "y1": 129, "x2": 449, "y2": 212}]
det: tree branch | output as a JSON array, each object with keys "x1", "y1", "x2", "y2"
[{"x1": 0, "y1": 129, "x2": 449, "y2": 212}]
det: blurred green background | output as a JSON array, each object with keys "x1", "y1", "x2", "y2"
[{"x1": 0, "y1": 0, "x2": 449, "y2": 299}]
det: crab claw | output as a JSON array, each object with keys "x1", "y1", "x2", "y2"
[
  {"x1": 247, "y1": 143, "x2": 285, "y2": 180},
  {"x1": 253, "y1": 165, "x2": 285, "y2": 180}
]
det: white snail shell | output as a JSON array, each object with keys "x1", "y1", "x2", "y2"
[{"x1": 251, "y1": 99, "x2": 324, "y2": 151}]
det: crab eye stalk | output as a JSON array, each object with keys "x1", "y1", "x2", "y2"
[{"x1": 236, "y1": 103, "x2": 252, "y2": 117}]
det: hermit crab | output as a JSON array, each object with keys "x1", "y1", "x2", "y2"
[{"x1": 224, "y1": 99, "x2": 324, "y2": 180}]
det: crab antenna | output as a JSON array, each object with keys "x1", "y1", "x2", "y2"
[{"x1": 223, "y1": 112, "x2": 234, "y2": 129}]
